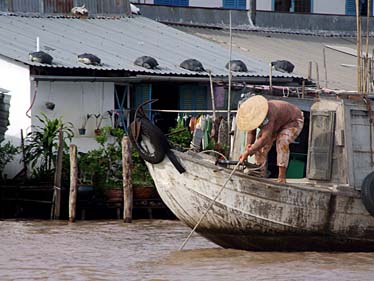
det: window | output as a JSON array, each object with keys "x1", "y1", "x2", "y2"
[
  {"x1": 223, "y1": 0, "x2": 246, "y2": 9},
  {"x1": 154, "y1": 0, "x2": 189, "y2": 6},
  {"x1": 274, "y1": 0, "x2": 311, "y2": 13},
  {"x1": 346, "y1": 0, "x2": 373, "y2": 16},
  {"x1": 179, "y1": 85, "x2": 207, "y2": 112}
]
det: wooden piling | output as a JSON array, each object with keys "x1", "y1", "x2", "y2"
[
  {"x1": 51, "y1": 127, "x2": 63, "y2": 219},
  {"x1": 307, "y1": 61, "x2": 312, "y2": 80},
  {"x1": 269, "y1": 63, "x2": 273, "y2": 94},
  {"x1": 20, "y1": 129, "x2": 27, "y2": 180},
  {"x1": 323, "y1": 48, "x2": 328, "y2": 88},
  {"x1": 69, "y1": 144, "x2": 78, "y2": 222},
  {"x1": 315, "y1": 62, "x2": 320, "y2": 89},
  {"x1": 122, "y1": 136, "x2": 133, "y2": 223}
]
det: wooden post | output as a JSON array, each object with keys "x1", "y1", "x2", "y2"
[
  {"x1": 301, "y1": 80, "x2": 305, "y2": 99},
  {"x1": 356, "y1": 0, "x2": 362, "y2": 94},
  {"x1": 249, "y1": 0, "x2": 256, "y2": 25},
  {"x1": 20, "y1": 129, "x2": 27, "y2": 180},
  {"x1": 51, "y1": 127, "x2": 63, "y2": 219},
  {"x1": 307, "y1": 61, "x2": 312, "y2": 80},
  {"x1": 122, "y1": 136, "x2": 133, "y2": 223},
  {"x1": 69, "y1": 144, "x2": 78, "y2": 222},
  {"x1": 323, "y1": 48, "x2": 328, "y2": 88},
  {"x1": 208, "y1": 70, "x2": 216, "y2": 121},
  {"x1": 364, "y1": 0, "x2": 371, "y2": 94},
  {"x1": 315, "y1": 62, "x2": 320, "y2": 89},
  {"x1": 269, "y1": 63, "x2": 273, "y2": 94}
]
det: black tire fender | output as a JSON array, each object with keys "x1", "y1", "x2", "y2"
[
  {"x1": 361, "y1": 171, "x2": 374, "y2": 215},
  {"x1": 129, "y1": 118, "x2": 167, "y2": 164}
]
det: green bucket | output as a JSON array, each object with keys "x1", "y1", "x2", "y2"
[{"x1": 286, "y1": 153, "x2": 306, "y2": 178}]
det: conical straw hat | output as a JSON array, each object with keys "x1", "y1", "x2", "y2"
[{"x1": 237, "y1": 95, "x2": 268, "y2": 131}]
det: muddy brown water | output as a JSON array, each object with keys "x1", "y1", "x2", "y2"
[{"x1": 1, "y1": 220, "x2": 374, "y2": 281}]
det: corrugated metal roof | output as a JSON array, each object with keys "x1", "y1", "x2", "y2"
[
  {"x1": 174, "y1": 25, "x2": 373, "y2": 90},
  {"x1": 0, "y1": 14, "x2": 299, "y2": 79}
]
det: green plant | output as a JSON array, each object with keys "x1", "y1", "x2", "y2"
[
  {"x1": 88, "y1": 126, "x2": 125, "y2": 187},
  {"x1": 167, "y1": 124, "x2": 192, "y2": 150},
  {"x1": 0, "y1": 141, "x2": 19, "y2": 180},
  {"x1": 78, "y1": 126, "x2": 154, "y2": 188},
  {"x1": 132, "y1": 149, "x2": 154, "y2": 186},
  {"x1": 80, "y1": 113, "x2": 92, "y2": 129},
  {"x1": 24, "y1": 113, "x2": 73, "y2": 179}
]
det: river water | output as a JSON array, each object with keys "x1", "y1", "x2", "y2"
[{"x1": 1, "y1": 220, "x2": 374, "y2": 281}]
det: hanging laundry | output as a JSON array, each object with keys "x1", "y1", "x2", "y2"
[
  {"x1": 189, "y1": 116, "x2": 197, "y2": 132},
  {"x1": 177, "y1": 114, "x2": 184, "y2": 128},
  {"x1": 204, "y1": 116, "x2": 212, "y2": 150},
  {"x1": 190, "y1": 127, "x2": 204, "y2": 151},
  {"x1": 212, "y1": 117, "x2": 222, "y2": 142},
  {"x1": 230, "y1": 116, "x2": 236, "y2": 158},
  {"x1": 218, "y1": 118, "x2": 228, "y2": 147}
]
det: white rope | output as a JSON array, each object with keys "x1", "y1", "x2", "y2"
[{"x1": 179, "y1": 161, "x2": 241, "y2": 250}]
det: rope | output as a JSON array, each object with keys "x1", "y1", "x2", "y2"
[
  {"x1": 179, "y1": 161, "x2": 241, "y2": 250},
  {"x1": 26, "y1": 81, "x2": 38, "y2": 118}
]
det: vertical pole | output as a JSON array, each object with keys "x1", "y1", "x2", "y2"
[
  {"x1": 20, "y1": 129, "x2": 27, "y2": 180},
  {"x1": 51, "y1": 127, "x2": 63, "y2": 220},
  {"x1": 356, "y1": 0, "x2": 362, "y2": 94},
  {"x1": 249, "y1": 0, "x2": 256, "y2": 25},
  {"x1": 122, "y1": 136, "x2": 133, "y2": 223},
  {"x1": 364, "y1": 0, "x2": 371, "y2": 94},
  {"x1": 323, "y1": 48, "x2": 328, "y2": 88},
  {"x1": 307, "y1": 61, "x2": 312, "y2": 80},
  {"x1": 227, "y1": 10, "x2": 233, "y2": 139},
  {"x1": 269, "y1": 63, "x2": 273, "y2": 94},
  {"x1": 69, "y1": 144, "x2": 78, "y2": 222},
  {"x1": 208, "y1": 70, "x2": 216, "y2": 121},
  {"x1": 301, "y1": 80, "x2": 305, "y2": 99},
  {"x1": 315, "y1": 62, "x2": 320, "y2": 89}
]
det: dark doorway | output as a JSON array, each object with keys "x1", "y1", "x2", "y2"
[
  {"x1": 274, "y1": 0, "x2": 311, "y2": 13},
  {"x1": 152, "y1": 83, "x2": 179, "y2": 133}
]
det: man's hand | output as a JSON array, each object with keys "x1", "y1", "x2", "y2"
[
  {"x1": 239, "y1": 152, "x2": 249, "y2": 163},
  {"x1": 239, "y1": 144, "x2": 252, "y2": 163}
]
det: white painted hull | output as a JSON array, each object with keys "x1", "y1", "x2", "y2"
[{"x1": 146, "y1": 150, "x2": 374, "y2": 251}]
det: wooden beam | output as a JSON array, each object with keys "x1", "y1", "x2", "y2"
[
  {"x1": 69, "y1": 144, "x2": 78, "y2": 222},
  {"x1": 122, "y1": 136, "x2": 133, "y2": 223}
]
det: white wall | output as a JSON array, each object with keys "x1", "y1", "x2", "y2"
[
  {"x1": 313, "y1": 0, "x2": 345, "y2": 15},
  {"x1": 256, "y1": 0, "x2": 272, "y2": 11},
  {"x1": 31, "y1": 81, "x2": 115, "y2": 152},
  {"x1": 0, "y1": 57, "x2": 31, "y2": 138},
  {"x1": 0, "y1": 57, "x2": 31, "y2": 178}
]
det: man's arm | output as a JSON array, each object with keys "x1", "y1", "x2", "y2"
[
  {"x1": 246, "y1": 130, "x2": 256, "y2": 145},
  {"x1": 247, "y1": 127, "x2": 273, "y2": 155}
]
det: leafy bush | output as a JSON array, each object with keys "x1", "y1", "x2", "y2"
[
  {"x1": 24, "y1": 113, "x2": 73, "y2": 179},
  {"x1": 78, "y1": 126, "x2": 154, "y2": 188},
  {"x1": 167, "y1": 125, "x2": 192, "y2": 150},
  {"x1": 0, "y1": 141, "x2": 19, "y2": 180}
]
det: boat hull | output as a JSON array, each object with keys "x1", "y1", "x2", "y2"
[{"x1": 146, "y1": 151, "x2": 374, "y2": 251}]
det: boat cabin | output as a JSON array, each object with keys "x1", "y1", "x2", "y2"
[{"x1": 233, "y1": 93, "x2": 374, "y2": 191}]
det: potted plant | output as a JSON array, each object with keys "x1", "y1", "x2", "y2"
[
  {"x1": 78, "y1": 113, "x2": 92, "y2": 135},
  {"x1": 94, "y1": 113, "x2": 105, "y2": 136}
]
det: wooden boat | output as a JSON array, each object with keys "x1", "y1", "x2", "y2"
[{"x1": 138, "y1": 95, "x2": 374, "y2": 251}]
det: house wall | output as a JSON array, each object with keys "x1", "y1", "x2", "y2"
[
  {"x1": 31, "y1": 81, "x2": 115, "y2": 152},
  {"x1": 0, "y1": 57, "x2": 31, "y2": 178},
  {"x1": 0, "y1": 57, "x2": 31, "y2": 138}
]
